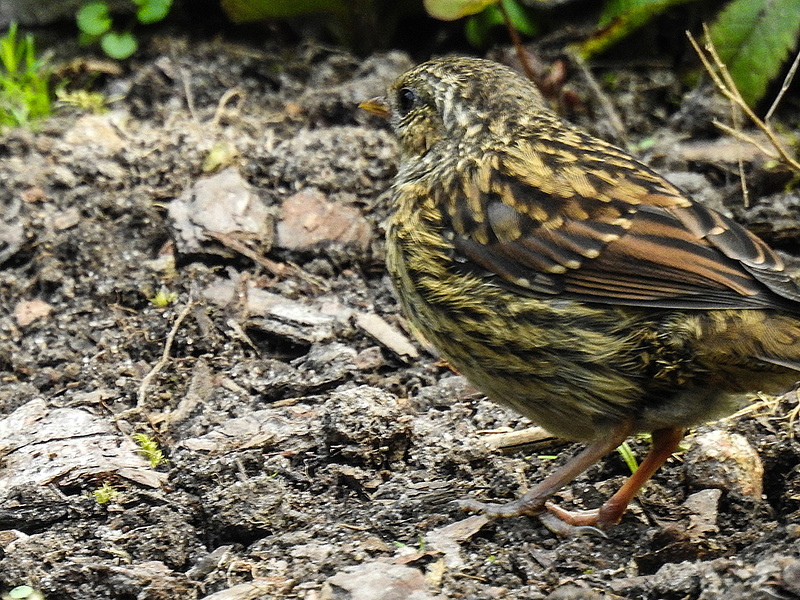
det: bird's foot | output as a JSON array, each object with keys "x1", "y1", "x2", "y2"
[
  {"x1": 457, "y1": 494, "x2": 547, "y2": 519},
  {"x1": 458, "y1": 495, "x2": 610, "y2": 536},
  {"x1": 538, "y1": 502, "x2": 610, "y2": 537}
]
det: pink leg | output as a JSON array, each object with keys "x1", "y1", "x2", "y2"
[
  {"x1": 545, "y1": 427, "x2": 685, "y2": 529},
  {"x1": 460, "y1": 421, "x2": 632, "y2": 518}
]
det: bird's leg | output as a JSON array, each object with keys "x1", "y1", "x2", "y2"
[
  {"x1": 459, "y1": 421, "x2": 632, "y2": 518},
  {"x1": 545, "y1": 426, "x2": 685, "y2": 529}
]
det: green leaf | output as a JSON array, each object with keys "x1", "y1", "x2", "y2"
[
  {"x1": 221, "y1": 0, "x2": 347, "y2": 22},
  {"x1": 501, "y1": 0, "x2": 537, "y2": 37},
  {"x1": 77, "y1": 2, "x2": 112, "y2": 36},
  {"x1": 137, "y1": 0, "x2": 173, "y2": 24},
  {"x1": 78, "y1": 31, "x2": 102, "y2": 47},
  {"x1": 578, "y1": 0, "x2": 696, "y2": 58},
  {"x1": 425, "y1": 0, "x2": 499, "y2": 21},
  {"x1": 101, "y1": 31, "x2": 138, "y2": 59},
  {"x1": 464, "y1": 5, "x2": 505, "y2": 47},
  {"x1": 0, "y1": 22, "x2": 21, "y2": 75},
  {"x1": 616, "y1": 441, "x2": 639, "y2": 474},
  {"x1": 463, "y1": 0, "x2": 536, "y2": 47},
  {"x1": 709, "y1": 0, "x2": 800, "y2": 106}
]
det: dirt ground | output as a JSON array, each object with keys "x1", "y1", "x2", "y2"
[{"x1": 1, "y1": 32, "x2": 800, "y2": 600}]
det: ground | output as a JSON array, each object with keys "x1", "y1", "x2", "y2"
[{"x1": 1, "y1": 34, "x2": 800, "y2": 600}]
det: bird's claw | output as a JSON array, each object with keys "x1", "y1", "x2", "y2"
[{"x1": 456, "y1": 496, "x2": 546, "y2": 518}]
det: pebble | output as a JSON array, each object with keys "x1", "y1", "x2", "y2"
[{"x1": 683, "y1": 430, "x2": 763, "y2": 498}]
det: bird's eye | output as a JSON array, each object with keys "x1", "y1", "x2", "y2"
[{"x1": 397, "y1": 87, "x2": 419, "y2": 115}]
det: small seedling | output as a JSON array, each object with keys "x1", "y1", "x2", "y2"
[
  {"x1": 92, "y1": 481, "x2": 120, "y2": 504},
  {"x1": 149, "y1": 288, "x2": 178, "y2": 308},
  {"x1": 3, "y1": 586, "x2": 45, "y2": 600},
  {"x1": 55, "y1": 86, "x2": 108, "y2": 113},
  {"x1": 76, "y1": 0, "x2": 173, "y2": 59},
  {"x1": 616, "y1": 441, "x2": 639, "y2": 474},
  {"x1": 0, "y1": 23, "x2": 51, "y2": 130},
  {"x1": 133, "y1": 432, "x2": 166, "y2": 468}
]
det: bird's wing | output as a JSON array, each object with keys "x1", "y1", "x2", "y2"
[{"x1": 437, "y1": 133, "x2": 800, "y2": 311}]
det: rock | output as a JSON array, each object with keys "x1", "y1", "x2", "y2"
[
  {"x1": 63, "y1": 114, "x2": 124, "y2": 154},
  {"x1": 321, "y1": 562, "x2": 432, "y2": 600},
  {"x1": 276, "y1": 188, "x2": 371, "y2": 252},
  {"x1": 649, "y1": 561, "x2": 701, "y2": 598},
  {"x1": 13, "y1": 299, "x2": 53, "y2": 327},
  {"x1": 684, "y1": 430, "x2": 763, "y2": 498},
  {"x1": 782, "y1": 558, "x2": 800, "y2": 595},
  {"x1": 168, "y1": 167, "x2": 272, "y2": 255},
  {"x1": 684, "y1": 488, "x2": 722, "y2": 539}
]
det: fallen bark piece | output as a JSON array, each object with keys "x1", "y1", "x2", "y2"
[
  {"x1": 355, "y1": 312, "x2": 419, "y2": 359},
  {"x1": 322, "y1": 562, "x2": 433, "y2": 600},
  {"x1": 202, "y1": 278, "x2": 337, "y2": 344},
  {"x1": 425, "y1": 515, "x2": 490, "y2": 570},
  {"x1": 0, "y1": 398, "x2": 166, "y2": 494},
  {"x1": 168, "y1": 167, "x2": 273, "y2": 255},
  {"x1": 276, "y1": 188, "x2": 372, "y2": 252}
]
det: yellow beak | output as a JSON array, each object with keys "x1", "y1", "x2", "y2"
[{"x1": 359, "y1": 97, "x2": 391, "y2": 120}]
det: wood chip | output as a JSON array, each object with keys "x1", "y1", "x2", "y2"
[{"x1": 355, "y1": 312, "x2": 419, "y2": 359}]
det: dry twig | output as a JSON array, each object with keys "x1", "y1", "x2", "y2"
[
  {"x1": 766, "y1": 46, "x2": 800, "y2": 122},
  {"x1": 571, "y1": 51, "x2": 627, "y2": 143},
  {"x1": 137, "y1": 297, "x2": 195, "y2": 408},
  {"x1": 687, "y1": 27, "x2": 800, "y2": 174},
  {"x1": 496, "y1": 2, "x2": 536, "y2": 83},
  {"x1": 211, "y1": 87, "x2": 245, "y2": 127}
]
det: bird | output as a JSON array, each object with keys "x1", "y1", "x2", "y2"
[{"x1": 359, "y1": 56, "x2": 800, "y2": 530}]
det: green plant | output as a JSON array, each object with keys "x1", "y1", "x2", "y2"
[
  {"x1": 92, "y1": 481, "x2": 121, "y2": 504},
  {"x1": 2, "y1": 585, "x2": 45, "y2": 600},
  {"x1": 0, "y1": 23, "x2": 51, "y2": 130},
  {"x1": 616, "y1": 441, "x2": 639, "y2": 473},
  {"x1": 149, "y1": 288, "x2": 178, "y2": 308},
  {"x1": 578, "y1": 0, "x2": 695, "y2": 58},
  {"x1": 424, "y1": 0, "x2": 536, "y2": 48},
  {"x1": 76, "y1": 0, "x2": 173, "y2": 59},
  {"x1": 55, "y1": 86, "x2": 109, "y2": 113},
  {"x1": 708, "y1": 0, "x2": 800, "y2": 107},
  {"x1": 133, "y1": 432, "x2": 166, "y2": 468},
  {"x1": 424, "y1": 0, "x2": 800, "y2": 107}
]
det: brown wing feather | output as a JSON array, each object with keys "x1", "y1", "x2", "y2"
[{"x1": 443, "y1": 136, "x2": 800, "y2": 312}]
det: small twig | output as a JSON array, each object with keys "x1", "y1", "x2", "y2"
[
  {"x1": 729, "y1": 100, "x2": 750, "y2": 207},
  {"x1": 206, "y1": 231, "x2": 288, "y2": 276},
  {"x1": 710, "y1": 120, "x2": 780, "y2": 159},
  {"x1": 497, "y1": 1, "x2": 537, "y2": 83},
  {"x1": 571, "y1": 51, "x2": 627, "y2": 143},
  {"x1": 687, "y1": 28, "x2": 800, "y2": 174},
  {"x1": 179, "y1": 67, "x2": 198, "y2": 123},
  {"x1": 765, "y1": 47, "x2": 800, "y2": 122},
  {"x1": 137, "y1": 298, "x2": 195, "y2": 408},
  {"x1": 211, "y1": 87, "x2": 245, "y2": 127}
]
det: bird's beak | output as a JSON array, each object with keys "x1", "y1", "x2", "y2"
[{"x1": 359, "y1": 97, "x2": 390, "y2": 120}]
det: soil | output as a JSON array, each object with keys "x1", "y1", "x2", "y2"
[{"x1": 1, "y1": 33, "x2": 800, "y2": 600}]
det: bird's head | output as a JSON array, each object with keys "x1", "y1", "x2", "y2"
[{"x1": 360, "y1": 56, "x2": 548, "y2": 161}]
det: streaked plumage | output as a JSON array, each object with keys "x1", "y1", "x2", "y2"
[{"x1": 360, "y1": 56, "x2": 800, "y2": 529}]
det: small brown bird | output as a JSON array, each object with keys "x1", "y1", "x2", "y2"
[{"x1": 360, "y1": 56, "x2": 800, "y2": 529}]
